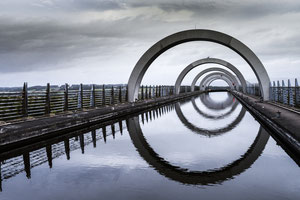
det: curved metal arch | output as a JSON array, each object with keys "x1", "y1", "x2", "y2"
[
  {"x1": 205, "y1": 78, "x2": 231, "y2": 88},
  {"x1": 189, "y1": 59, "x2": 247, "y2": 92},
  {"x1": 200, "y1": 72, "x2": 235, "y2": 90},
  {"x1": 177, "y1": 67, "x2": 240, "y2": 93},
  {"x1": 175, "y1": 102, "x2": 246, "y2": 137},
  {"x1": 192, "y1": 97, "x2": 239, "y2": 120},
  {"x1": 175, "y1": 58, "x2": 247, "y2": 94},
  {"x1": 127, "y1": 29, "x2": 270, "y2": 102},
  {"x1": 200, "y1": 73, "x2": 235, "y2": 91},
  {"x1": 127, "y1": 116, "x2": 269, "y2": 185}
]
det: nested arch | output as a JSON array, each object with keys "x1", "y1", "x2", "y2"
[
  {"x1": 175, "y1": 58, "x2": 247, "y2": 94},
  {"x1": 185, "y1": 67, "x2": 240, "y2": 91},
  {"x1": 189, "y1": 58, "x2": 247, "y2": 92},
  {"x1": 205, "y1": 77, "x2": 230, "y2": 88},
  {"x1": 127, "y1": 29, "x2": 270, "y2": 102},
  {"x1": 200, "y1": 72, "x2": 235, "y2": 91}
]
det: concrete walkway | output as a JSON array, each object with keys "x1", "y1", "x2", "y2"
[
  {"x1": 0, "y1": 92, "x2": 201, "y2": 151},
  {"x1": 233, "y1": 91, "x2": 300, "y2": 162}
]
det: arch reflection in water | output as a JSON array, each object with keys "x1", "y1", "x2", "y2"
[
  {"x1": 175, "y1": 101, "x2": 246, "y2": 137},
  {"x1": 2, "y1": 99, "x2": 300, "y2": 199},
  {"x1": 200, "y1": 92, "x2": 235, "y2": 110},
  {"x1": 127, "y1": 116, "x2": 269, "y2": 185},
  {"x1": 192, "y1": 96, "x2": 239, "y2": 120}
]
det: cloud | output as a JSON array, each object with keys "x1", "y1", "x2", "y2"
[{"x1": 0, "y1": 0, "x2": 299, "y2": 86}]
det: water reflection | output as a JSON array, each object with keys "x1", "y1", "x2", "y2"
[
  {"x1": 200, "y1": 92, "x2": 235, "y2": 110},
  {"x1": 127, "y1": 117, "x2": 269, "y2": 185},
  {"x1": 192, "y1": 97, "x2": 239, "y2": 119},
  {"x1": 127, "y1": 92, "x2": 270, "y2": 185},
  {"x1": 175, "y1": 102, "x2": 246, "y2": 136},
  {"x1": 0, "y1": 104, "x2": 175, "y2": 192},
  {"x1": 0, "y1": 92, "x2": 299, "y2": 200},
  {"x1": 0, "y1": 119, "x2": 126, "y2": 191}
]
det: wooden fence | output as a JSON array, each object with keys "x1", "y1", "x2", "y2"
[{"x1": 0, "y1": 83, "x2": 193, "y2": 121}]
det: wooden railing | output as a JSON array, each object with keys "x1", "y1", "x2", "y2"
[{"x1": 0, "y1": 83, "x2": 195, "y2": 121}]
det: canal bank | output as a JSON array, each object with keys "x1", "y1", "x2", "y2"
[
  {"x1": 0, "y1": 91, "x2": 201, "y2": 151},
  {"x1": 232, "y1": 91, "x2": 300, "y2": 164},
  {"x1": 1, "y1": 91, "x2": 299, "y2": 200}
]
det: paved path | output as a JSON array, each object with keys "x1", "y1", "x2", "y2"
[{"x1": 233, "y1": 91, "x2": 300, "y2": 162}]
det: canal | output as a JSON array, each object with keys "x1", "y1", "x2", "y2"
[{"x1": 0, "y1": 92, "x2": 299, "y2": 200}]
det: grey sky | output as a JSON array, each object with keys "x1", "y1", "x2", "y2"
[{"x1": 0, "y1": 0, "x2": 299, "y2": 86}]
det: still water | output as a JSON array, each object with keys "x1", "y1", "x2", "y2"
[{"x1": 0, "y1": 92, "x2": 299, "y2": 200}]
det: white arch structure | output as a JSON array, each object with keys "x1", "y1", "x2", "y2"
[
  {"x1": 175, "y1": 58, "x2": 247, "y2": 94},
  {"x1": 200, "y1": 73, "x2": 235, "y2": 91},
  {"x1": 179, "y1": 67, "x2": 241, "y2": 91},
  {"x1": 127, "y1": 29, "x2": 270, "y2": 102},
  {"x1": 200, "y1": 72, "x2": 235, "y2": 91}
]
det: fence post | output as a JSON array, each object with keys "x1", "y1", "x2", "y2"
[
  {"x1": 119, "y1": 86, "x2": 122, "y2": 103},
  {"x1": 78, "y1": 84, "x2": 83, "y2": 109},
  {"x1": 273, "y1": 81, "x2": 277, "y2": 102},
  {"x1": 295, "y1": 78, "x2": 299, "y2": 107},
  {"x1": 159, "y1": 85, "x2": 161, "y2": 97},
  {"x1": 102, "y1": 84, "x2": 106, "y2": 106},
  {"x1": 64, "y1": 83, "x2": 68, "y2": 111},
  {"x1": 149, "y1": 86, "x2": 152, "y2": 98},
  {"x1": 125, "y1": 85, "x2": 128, "y2": 102},
  {"x1": 90, "y1": 84, "x2": 95, "y2": 108},
  {"x1": 288, "y1": 79, "x2": 293, "y2": 106},
  {"x1": 45, "y1": 83, "x2": 51, "y2": 114},
  {"x1": 141, "y1": 85, "x2": 144, "y2": 100},
  {"x1": 145, "y1": 85, "x2": 148, "y2": 99},
  {"x1": 155, "y1": 86, "x2": 158, "y2": 97},
  {"x1": 282, "y1": 80, "x2": 288, "y2": 104},
  {"x1": 22, "y1": 82, "x2": 28, "y2": 117},
  {"x1": 111, "y1": 86, "x2": 114, "y2": 105},
  {"x1": 277, "y1": 81, "x2": 281, "y2": 103}
]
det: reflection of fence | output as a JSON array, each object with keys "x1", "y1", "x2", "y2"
[
  {"x1": 0, "y1": 103, "x2": 175, "y2": 192},
  {"x1": 0, "y1": 121, "x2": 123, "y2": 189},
  {"x1": 0, "y1": 83, "x2": 194, "y2": 121}
]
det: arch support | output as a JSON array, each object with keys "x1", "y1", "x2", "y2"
[
  {"x1": 175, "y1": 58, "x2": 247, "y2": 94},
  {"x1": 127, "y1": 29, "x2": 270, "y2": 102},
  {"x1": 200, "y1": 72, "x2": 235, "y2": 91},
  {"x1": 182, "y1": 67, "x2": 240, "y2": 92}
]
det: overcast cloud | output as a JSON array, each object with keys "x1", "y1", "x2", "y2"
[{"x1": 0, "y1": 0, "x2": 299, "y2": 86}]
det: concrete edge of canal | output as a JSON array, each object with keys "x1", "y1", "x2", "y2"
[
  {"x1": 232, "y1": 91, "x2": 300, "y2": 165},
  {"x1": 0, "y1": 91, "x2": 202, "y2": 151}
]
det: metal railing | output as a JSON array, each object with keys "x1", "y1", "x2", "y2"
[{"x1": 269, "y1": 79, "x2": 300, "y2": 108}]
